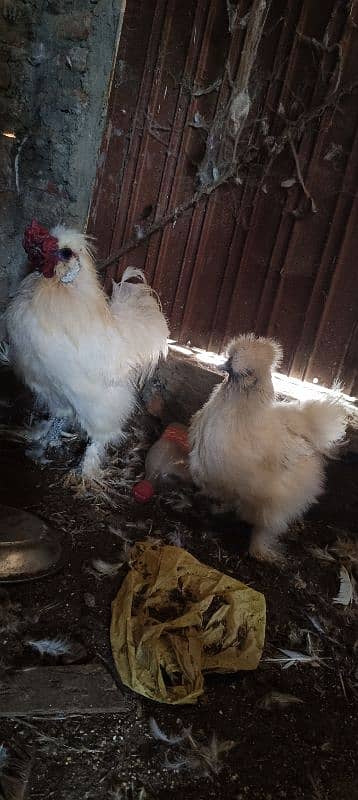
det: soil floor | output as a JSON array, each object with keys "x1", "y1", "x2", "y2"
[{"x1": 0, "y1": 371, "x2": 357, "y2": 800}]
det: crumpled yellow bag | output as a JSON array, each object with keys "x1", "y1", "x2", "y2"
[{"x1": 110, "y1": 541, "x2": 266, "y2": 704}]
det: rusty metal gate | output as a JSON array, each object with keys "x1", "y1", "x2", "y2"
[{"x1": 88, "y1": 0, "x2": 358, "y2": 394}]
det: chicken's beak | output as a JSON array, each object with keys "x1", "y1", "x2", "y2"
[{"x1": 57, "y1": 256, "x2": 81, "y2": 285}]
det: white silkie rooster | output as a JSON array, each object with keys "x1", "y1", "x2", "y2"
[{"x1": 5, "y1": 220, "x2": 169, "y2": 482}]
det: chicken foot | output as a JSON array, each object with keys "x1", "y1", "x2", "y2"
[
  {"x1": 25, "y1": 417, "x2": 77, "y2": 463},
  {"x1": 249, "y1": 523, "x2": 287, "y2": 564}
]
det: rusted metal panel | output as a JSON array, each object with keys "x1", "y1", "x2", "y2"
[{"x1": 88, "y1": 0, "x2": 358, "y2": 393}]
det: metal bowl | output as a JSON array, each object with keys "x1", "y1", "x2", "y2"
[{"x1": 0, "y1": 506, "x2": 63, "y2": 582}]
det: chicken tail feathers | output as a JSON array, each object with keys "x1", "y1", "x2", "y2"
[
  {"x1": 121, "y1": 266, "x2": 147, "y2": 284},
  {"x1": 120, "y1": 266, "x2": 163, "y2": 311},
  {"x1": 110, "y1": 269, "x2": 169, "y2": 380},
  {"x1": 297, "y1": 399, "x2": 347, "y2": 454}
]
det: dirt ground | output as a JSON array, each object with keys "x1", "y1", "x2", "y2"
[{"x1": 0, "y1": 370, "x2": 357, "y2": 800}]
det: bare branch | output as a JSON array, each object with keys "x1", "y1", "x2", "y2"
[
  {"x1": 97, "y1": 73, "x2": 358, "y2": 275},
  {"x1": 98, "y1": 169, "x2": 235, "y2": 273},
  {"x1": 192, "y1": 78, "x2": 222, "y2": 97},
  {"x1": 288, "y1": 131, "x2": 317, "y2": 214},
  {"x1": 297, "y1": 30, "x2": 341, "y2": 55},
  {"x1": 197, "y1": 0, "x2": 271, "y2": 187},
  {"x1": 226, "y1": 0, "x2": 238, "y2": 33}
]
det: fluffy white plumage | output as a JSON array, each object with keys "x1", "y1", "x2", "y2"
[
  {"x1": 5, "y1": 225, "x2": 169, "y2": 479},
  {"x1": 189, "y1": 334, "x2": 347, "y2": 562}
]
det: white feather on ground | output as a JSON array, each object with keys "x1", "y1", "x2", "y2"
[
  {"x1": 333, "y1": 566, "x2": 356, "y2": 606},
  {"x1": 259, "y1": 691, "x2": 304, "y2": 709},
  {"x1": 305, "y1": 614, "x2": 326, "y2": 635},
  {"x1": 109, "y1": 526, "x2": 133, "y2": 544},
  {"x1": 308, "y1": 545, "x2": 336, "y2": 564},
  {"x1": 0, "y1": 340, "x2": 10, "y2": 366},
  {"x1": 265, "y1": 648, "x2": 323, "y2": 669},
  {"x1": 149, "y1": 718, "x2": 186, "y2": 745},
  {"x1": 26, "y1": 637, "x2": 71, "y2": 657},
  {"x1": 149, "y1": 719, "x2": 236, "y2": 778},
  {"x1": 164, "y1": 732, "x2": 236, "y2": 778},
  {"x1": 0, "y1": 745, "x2": 8, "y2": 771},
  {"x1": 91, "y1": 557, "x2": 125, "y2": 578},
  {"x1": 0, "y1": 744, "x2": 33, "y2": 800}
]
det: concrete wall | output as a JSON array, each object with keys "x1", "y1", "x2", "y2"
[{"x1": 0, "y1": 0, "x2": 125, "y2": 326}]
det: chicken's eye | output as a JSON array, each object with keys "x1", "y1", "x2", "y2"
[{"x1": 59, "y1": 247, "x2": 73, "y2": 261}]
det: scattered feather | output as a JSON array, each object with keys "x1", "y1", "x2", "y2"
[
  {"x1": 305, "y1": 631, "x2": 317, "y2": 656},
  {"x1": 0, "y1": 744, "x2": 32, "y2": 800},
  {"x1": 0, "y1": 341, "x2": 10, "y2": 366},
  {"x1": 259, "y1": 690, "x2": 304, "y2": 710},
  {"x1": 164, "y1": 752, "x2": 201, "y2": 772},
  {"x1": 125, "y1": 520, "x2": 151, "y2": 532},
  {"x1": 163, "y1": 732, "x2": 236, "y2": 779},
  {"x1": 309, "y1": 545, "x2": 335, "y2": 564},
  {"x1": 338, "y1": 669, "x2": 348, "y2": 701},
  {"x1": 167, "y1": 529, "x2": 184, "y2": 547},
  {"x1": 26, "y1": 637, "x2": 71, "y2": 657},
  {"x1": 305, "y1": 614, "x2": 325, "y2": 635},
  {"x1": 265, "y1": 648, "x2": 322, "y2": 669},
  {"x1": 149, "y1": 718, "x2": 185, "y2": 745},
  {"x1": 91, "y1": 557, "x2": 124, "y2": 577},
  {"x1": 333, "y1": 566, "x2": 356, "y2": 606},
  {"x1": 151, "y1": 719, "x2": 236, "y2": 779},
  {"x1": 0, "y1": 745, "x2": 8, "y2": 771},
  {"x1": 109, "y1": 526, "x2": 133, "y2": 543},
  {"x1": 331, "y1": 537, "x2": 358, "y2": 566},
  {"x1": 30, "y1": 602, "x2": 61, "y2": 625},
  {"x1": 304, "y1": 612, "x2": 340, "y2": 646},
  {"x1": 195, "y1": 733, "x2": 237, "y2": 775}
]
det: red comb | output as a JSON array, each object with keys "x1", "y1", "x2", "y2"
[{"x1": 23, "y1": 219, "x2": 59, "y2": 278}]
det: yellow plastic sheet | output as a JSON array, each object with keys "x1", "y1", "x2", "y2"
[{"x1": 110, "y1": 541, "x2": 266, "y2": 704}]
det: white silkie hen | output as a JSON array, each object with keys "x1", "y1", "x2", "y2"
[
  {"x1": 5, "y1": 220, "x2": 169, "y2": 481},
  {"x1": 189, "y1": 334, "x2": 347, "y2": 562}
]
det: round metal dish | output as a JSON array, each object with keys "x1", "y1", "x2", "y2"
[{"x1": 0, "y1": 505, "x2": 63, "y2": 583}]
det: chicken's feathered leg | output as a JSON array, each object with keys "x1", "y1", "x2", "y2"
[
  {"x1": 249, "y1": 524, "x2": 287, "y2": 564},
  {"x1": 81, "y1": 441, "x2": 106, "y2": 479}
]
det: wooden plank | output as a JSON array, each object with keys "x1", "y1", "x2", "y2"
[
  {"x1": 147, "y1": 350, "x2": 358, "y2": 450},
  {"x1": 0, "y1": 664, "x2": 128, "y2": 718}
]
